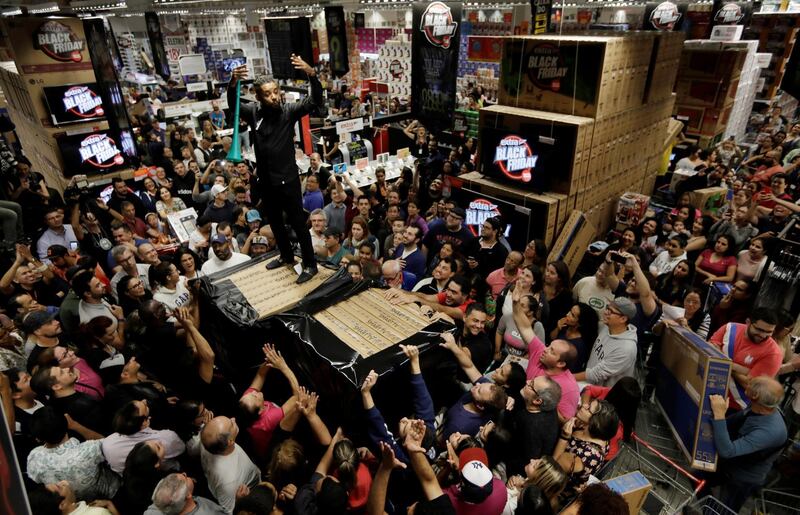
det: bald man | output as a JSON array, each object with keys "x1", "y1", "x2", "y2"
[
  {"x1": 200, "y1": 416, "x2": 261, "y2": 512},
  {"x1": 307, "y1": 152, "x2": 331, "y2": 186},
  {"x1": 382, "y1": 259, "x2": 417, "y2": 291},
  {"x1": 708, "y1": 376, "x2": 787, "y2": 511}
]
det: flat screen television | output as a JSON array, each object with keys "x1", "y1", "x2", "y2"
[
  {"x1": 43, "y1": 83, "x2": 106, "y2": 126},
  {"x1": 57, "y1": 129, "x2": 137, "y2": 176}
]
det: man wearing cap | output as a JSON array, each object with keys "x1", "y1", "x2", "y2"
[
  {"x1": 46, "y1": 245, "x2": 77, "y2": 283},
  {"x1": 462, "y1": 216, "x2": 509, "y2": 280},
  {"x1": 604, "y1": 251, "x2": 660, "y2": 341},
  {"x1": 245, "y1": 209, "x2": 262, "y2": 233},
  {"x1": 394, "y1": 225, "x2": 426, "y2": 279},
  {"x1": 201, "y1": 234, "x2": 251, "y2": 276},
  {"x1": 203, "y1": 184, "x2": 235, "y2": 224},
  {"x1": 574, "y1": 297, "x2": 638, "y2": 387},
  {"x1": 323, "y1": 228, "x2": 347, "y2": 266},
  {"x1": 421, "y1": 204, "x2": 475, "y2": 258},
  {"x1": 242, "y1": 235, "x2": 272, "y2": 258},
  {"x1": 445, "y1": 447, "x2": 507, "y2": 512}
]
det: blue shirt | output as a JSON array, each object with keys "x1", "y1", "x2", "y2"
[
  {"x1": 303, "y1": 190, "x2": 324, "y2": 212},
  {"x1": 394, "y1": 245, "x2": 426, "y2": 279},
  {"x1": 442, "y1": 377, "x2": 491, "y2": 441},
  {"x1": 712, "y1": 409, "x2": 787, "y2": 484}
]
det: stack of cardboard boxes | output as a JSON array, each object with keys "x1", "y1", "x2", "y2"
[
  {"x1": 371, "y1": 34, "x2": 411, "y2": 98},
  {"x1": 673, "y1": 42, "x2": 748, "y2": 148},
  {"x1": 474, "y1": 31, "x2": 683, "y2": 247}
]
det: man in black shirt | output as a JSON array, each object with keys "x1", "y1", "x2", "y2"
[
  {"x1": 170, "y1": 160, "x2": 196, "y2": 210},
  {"x1": 229, "y1": 55, "x2": 323, "y2": 284},
  {"x1": 455, "y1": 303, "x2": 493, "y2": 376},
  {"x1": 30, "y1": 364, "x2": 105, "y2": 434},
  {"x1": 106, "y1": 177, "x2": 147, "y2": 219},
  {"x1": 505, "y1": 375, "x2": 561, "y2": 476},
  {"x1": 462, "y1": 216, "x2": 509, "y2": 280}
]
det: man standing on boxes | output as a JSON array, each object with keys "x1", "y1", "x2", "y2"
[{"x1": 229, "y1": 55, "x2": 323, "y2": 284}]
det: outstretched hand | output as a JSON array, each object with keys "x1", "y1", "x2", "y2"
[
  {"x1": 231, "y1": 65, "x2": 249, "y2": 82},
  {"x1": 263, "y1": 344, "x2": 287, "y2": 370},
  {"x1": 403, "y1": 419, "x2": 427, "y2": 453},
  {"x1": 291, "y1": 54, "x2": 314, "y2": 76},
  {"x1": 379, "y1": 440, "x2": 407, "y2": 470},
  {"x1": 361, "y1": 369, "x2": 378, "y2": 394}
]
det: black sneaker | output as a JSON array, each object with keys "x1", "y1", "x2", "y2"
[
  {"x1": 296, "y1": 266, "x2": 318, "y2": 284},
  {"x1": 266, "y1": 257, "x2": 292, "y2": 270}
]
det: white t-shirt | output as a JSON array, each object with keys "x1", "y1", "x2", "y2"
[
  {"x1": 200, "y1": 252, "x2": 251, "y2": 275},
  {"x1": 201, "y1": 444, "x2": 261, "y2": 512},
  {"x1": 572, "y1": 276, "x2": 615, "y2": 315},
  {"x1": 153, "y1": 276, "x2": 192, "y2": 311},
  {"x1": 78, "y1": 300, "x2": 118, "y2": 332},
  {"x1": 109, "y1": 264, "x2": 151, "y2": 301}
]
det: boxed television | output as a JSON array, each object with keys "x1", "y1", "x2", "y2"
[{"x1": 478, "y1": 105, "x2": 593, "y2": 195}]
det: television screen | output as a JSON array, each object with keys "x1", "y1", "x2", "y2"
[
  {"x1": 43, "y1": 83, "x2": 106, "y2": 126},
  {"x1": 450, "y1": 186, "x2": 532, "y2": 250},
  {"x1": 57, "y1": 129, "x2": 136, "y2": 176}
]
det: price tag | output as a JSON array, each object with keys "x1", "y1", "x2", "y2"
[
  {"x1": 355, "y1": 157, "x2": 369, "y2": 170},
  {"x1": 397, "y1": 147, "x2": 410, "y2": 159}
]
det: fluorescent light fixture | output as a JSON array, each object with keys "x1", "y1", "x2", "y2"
[
  {"x1": 28, "y1": 2, "x2": 60, "y2": 13},
  {"x1": 1, "y1": 7, "x2": 22, "y2": 15}
]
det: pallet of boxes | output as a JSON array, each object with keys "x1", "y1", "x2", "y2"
[
  {"x1": 673, "y1": 41, "x2": 748, "y2": 148},
  {"x1": 466, "y1": 31, "x2": 683, "y2": 274}
]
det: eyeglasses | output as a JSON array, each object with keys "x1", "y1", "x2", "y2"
[
  {"x1": 605, "y1": 307, "x2": 623, "y2": 317},
  {"x1": 579, "y1": 403, "x2": 600, "y2": 415}
]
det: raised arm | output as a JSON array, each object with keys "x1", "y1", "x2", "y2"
[
  {"x1": 0, "y1": 245, "x2": 25, "y2": 295},
  {"x1": 175, "y1": 307, "x2": 215, "y2": 384},
  {"x1": 400, "y1": 345, "x2": 435, "y2": 429},
  {"x1": 248, "y1": 344, "x2": 273, "y2": 392},
  {"x1": 264, "y1": 344, "x2": 300, "y2": 395},
  {"x1": 624, "y1": 251, "x2": 657, "y2": 316},
  {"x1": 439, "y1": 333, "x2": 481, "y2": 383},
  {"x1": 404, "y1": 419, "x2": 444, "y2": 501},
  {"x1": 366, "y1": 441, "x2": 406, "y2": 515},
  {"x1": 315, "y1": 427, "x2": 344, "y2": 476},
  {"x1": 511, "y1": 287, "x2": 537, "y2": 344},
  {"x1": 297, "y1": 387, "x2": 331, "y2": 446}
]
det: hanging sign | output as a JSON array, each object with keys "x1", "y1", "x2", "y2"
[
  {"x1": 34, "y1": 20, "x2": 85, "y2": 62},
  {"x1": 325, "y1": 6, "x2": 350, "y2": 78},
  {"x1": 411, "y1": 1, "x2": 462, "y2": 132}
]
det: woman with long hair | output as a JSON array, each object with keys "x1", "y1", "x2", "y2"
[
  {"x1": 137, "y1": 177, "x2": 159, "y2": 214},
  {"x1": 655, "y1": 288, "x2": 711, "y2": 339},
  {"x1": 695, "y1": 234, "x2": 738, "y2": 286},
  {"x1": 330, "y1": 438, "x2": 373, "y2": 511},
  {"x1": 736, "y1": 236, "x2": 769, "y2": 282},
  {"x1": 495, "y1": 265, "x2": 547, "y2": 346},
  {"x1": 118, "y1": 441, "x2": 168, "y2": 515},
  {"x1": 343, "y1": 216, "x2": 379, "y2": 258},
  {"x1": 637, "y1": 217, "x2": 661, "y2": 260},
  {"x1": 144, "y1": 212, "x2": 173, "y2": 245},
  {"x1": 580, "y1": 378, "x2": 641, "y2": 461},
  {"x1": 116, "y1": 275, "x2": 153, "y2": 316},
  {"x1": 504, "y1": 456, "x2": 567, "y2": 514},
  {"x1": 406, "y1": 199, "x2": 429, "y2": 236},
  {"x1": 496, "y1": 291, "x2": 545, "y2": 367},
  {"x1": 685, "y1": 215, "x2": 715, "y2": 259},
  {"x1": 654, "y1": 259, "x2": 695, "y2": 306},
  {"x1": 175, "y1": 247, "x2": 204, "y2": 280},
  {"x1": 522, "y1": 239, "x2": 548, "y2": 268},
  {"x1": 155, "y1": 186, "x2": 187, "y2": 220},
  {"x1": 550, "y1": 303, "x2": 599, "y2": 373},
  {"x1": 554, "y1": 399, "x2": 619, "y2": 502},
  {"x1": 201, "y1": 118, "x2": 220, "y2": 142},
  {"x1": 542, "y1": 261, "x2": 572, "y2": 334}
]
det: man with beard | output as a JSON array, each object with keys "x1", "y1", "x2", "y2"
[
  {"x1": 201, "y1": 234, "x2": 250, "y2": 276},
  {"x1": 170, "y1": 160, "x2": 197, "y2": 210},
  {"x1": 709, "y1": 307, "x2": 783, "y2": 411},
  {"x1": 421, "y1": 206, "x2": 475, "y2": 257},
  {"x1": 229, "y1": 55, "x2": 323, "y2": 284},
  {"x1": 31, "y1": 363, "x2": 105, "y2": 433},
  {"x1": 394, "y1": 225, "x2": 425, "y2": 278},
  {"x1": 386, "y1": 275, "x2": 473, "y2": 321},
  {"x1": 22, "y1": 311, "x2": 64, "y2": 369},
  {"x1": 462, "y1": 216, "x2": 508, "y2": 280}
]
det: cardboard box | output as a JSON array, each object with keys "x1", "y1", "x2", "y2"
[
  {"x1": 547, "y1": 210, "x2": 597, "y2": 276},
  {"x1": 674, "y1": 77, "x2": 739, "y2": 108},
  {"x1": 605, "y1": 472, "x2": 653, "y2": 515},
  {"x1": 677, "y1": 48, "x2": 747, "y2": 81},
  {"x1": 498, "y1": 34, "x2": 654, "y2": 119},
  {"x1": 477, "y1": 105, "x2": 594, "y2": 195},
  {"x1": 616, "y1": 192, "x2": 650, "y2": 226},
  {"x1": 458, "y1": 171, "x2": 561, "y2": 246},
  {"x1": 656, "y1": 326, "x2": 731, "y2": 471},
  {"x1": 689, "y1": 186, "x2": 729, "y2": 216}
]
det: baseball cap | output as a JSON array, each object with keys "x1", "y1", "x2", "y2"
[
  {"x1": 458, "y1": 448, "x2": 494, "y2": 503},
  {"x1": 245, "y1": 210, "x2": 262, "y2": 223},
  {"x1": 251, "y1": 236, "x2": 269, "y2": 246},
  {"x1": 22, "y1": 311, "x2": 55, "y2": 334},
  {"x1": 609, "y1": 297, "x2": 637, "y2": 320},
  {"x1": 47, "y1": 244, "x2": 69, "y2": 259},
  {"x1": 210, "y1": 184, "x2": 228, "y2": 197},
  {"x1": 449, "y1": 207, "x2": 466, "y2": 219},
  {"x1": 210, "y1": 233, "x2": 228, "y2": 245}
]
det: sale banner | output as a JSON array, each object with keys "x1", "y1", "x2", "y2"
[{"x1": 325, "y1": 6, "x2": 350, "y2": 78}]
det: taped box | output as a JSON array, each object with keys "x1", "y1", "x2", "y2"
[
  {"x1": 656, "y1": 326, "x2": 731, "y2": 471},
  {"x1": 547, "y1": 210, "x2": 597, "y2": 277},
  {"x1": 616, "y1": 192, "x2": 650, "y2": 226}
]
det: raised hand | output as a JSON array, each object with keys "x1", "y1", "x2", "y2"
[
  {"x1": 379, "y1": 440, "x2": 407, "y2": 470},
  {"x1": 361, "y1": 369, "x2": 378, "y2": 394},
  {"x1": 290, "y1": 54, "x2": 314, "y2": 76},
  {"x1": 263, "y1": 343, "x2": 287, "y2": 370},
  {"x1": 231, "y1": 65, "x2": 249, "y2": 82},
  {"x1": 403, "y1": 419, "x2": 427, "y2": 454}
]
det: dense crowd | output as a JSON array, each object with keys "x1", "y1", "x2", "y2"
[{"x1": 0, "y1": 83, "x2": 798, "y2": 515}]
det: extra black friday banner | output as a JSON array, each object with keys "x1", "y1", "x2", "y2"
[
  {"x1": 411, "y1": 1, "x2": 461, "y2": 132},
  {"x1": 325, "y1": 7, "x2": 349, "y2": 78},
  {"x1": 710, "y1": 0, "x2": 752, "y2": 27},
  {"x1": 643, "y1": 1, "x2": 688, "y2": 31},
  {"x1": 531, "y1": 0, "x2": 552, "y2": 34}
]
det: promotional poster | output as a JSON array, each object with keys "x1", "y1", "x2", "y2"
[
  {"x1": 710, "y1": 0, "x2": 752, "y2": 27},
  {"x1": 325, "y1": 6, "x2": 350, "y2": 78},
  {"x1": 411, "y1": 1, "x2": 461, "y2": 132},
  {"x1": 264, "y1": 17, "x2": 314, "y2": 80},
  {"x1": 58, "y1": 130, "x2": 134, "y2": 176},
  {"x1": 530, "y1": 0, "x2": 552, "y2": 34},
  {"x1": 643, "y1": 1, "x2": 687, "y2": 31}
]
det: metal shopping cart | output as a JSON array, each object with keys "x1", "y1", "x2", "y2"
[{"x1": 597, "y1": 433, "x2": 736, "y2": 515}]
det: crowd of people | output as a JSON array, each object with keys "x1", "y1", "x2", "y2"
[{"x1": 0, "y1": 67, "x2": 798, "y2": 515}]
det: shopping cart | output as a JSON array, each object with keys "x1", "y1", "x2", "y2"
[
  {"x1": 597, "y1": 433, "x2": 724, "y2": 514},
  {"x1": 683, "y1": 496, "x2": 737, "y2": 515}
]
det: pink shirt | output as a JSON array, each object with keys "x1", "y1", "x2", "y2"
[
  {"x1": 242, "y1": 387, "x2": 284, "y2": 460},
  {"x1": 74, "y1": 359, "x2": 104, "y2": 400},
  {"x1": 525, "y1": 336, "x2": 580, "y2": 419},
  {"x1": 485, "y1": 268, "x2": 519, "y2": 298},
  {"x1": 445, "y1": 478, "x2": 507, "y2": 515}
]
